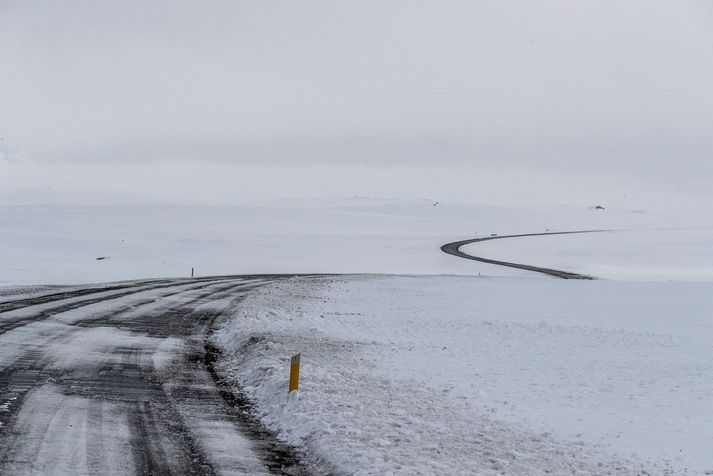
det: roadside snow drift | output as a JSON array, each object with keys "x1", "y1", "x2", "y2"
[{"x1": 215, "y1": 275, "x2": 713, "y2": 475}]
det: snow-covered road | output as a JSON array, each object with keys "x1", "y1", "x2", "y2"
[{"x1": 0, "y1": 277, "x2": 309, "y2": 475}]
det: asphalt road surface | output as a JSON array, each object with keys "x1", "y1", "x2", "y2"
[
  {"x1": 441, "y1": 230, "x2": 606, "y2": 279},
  {"x1": 0, "y1": 276, "x2": 311, "y2": 475}
]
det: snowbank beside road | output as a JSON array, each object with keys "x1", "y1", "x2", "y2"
[{"x1": 215, "y1": 275, "x2": 713, "y2": 474}]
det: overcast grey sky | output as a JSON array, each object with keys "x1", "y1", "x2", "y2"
[{"x1": 1, "y1": 1, "x2": 712, "y2": 203}]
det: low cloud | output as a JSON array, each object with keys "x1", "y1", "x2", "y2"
[{"x1": 1, "y1": 1, "x2": 712, "y2": 200}]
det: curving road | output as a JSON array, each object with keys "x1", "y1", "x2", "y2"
[
  {"x1": 441, "y1": 230, "x2": 607, "y2": 279},
  {"x1": 0, "y1": 276, "x2": 312, "y2": 475}
]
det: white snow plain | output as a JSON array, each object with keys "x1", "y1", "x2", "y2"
[
  {"x1": 2, "y1": 198, "x2": 712, "y2": 285},
  {"x1": 3, "y1": 197, "x2": 713, "y2": 474},
  {"x1": 215, "y1": 275, "x2": 713, "y2": 475}
]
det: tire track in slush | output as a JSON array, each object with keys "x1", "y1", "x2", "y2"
[
  {"x1": 0, "y1": 277, "x2": 311, "y2": 475},
  {"x1": 0, "y1": 274, "x2": 300, "y2": 314},
  {"x1": 0, "y1": 277, "x2": 239, "y2": 335},
  {"x1": 441, "y1": 230, "x2": 608, "y2": 279},
  {"x1": 0, "y1": 280, "x2": 257, "y2": 431},
  {"x1": 0, "y1": 278, "x2": 188, "y2": 313}
]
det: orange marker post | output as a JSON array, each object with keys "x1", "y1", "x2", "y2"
[{"x1": 289, "y1": 353, "x2": 301, "y2": 393}]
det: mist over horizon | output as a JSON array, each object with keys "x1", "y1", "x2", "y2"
[{"x1": 2, "y1": 1, "x2": 712, "y2": 206}]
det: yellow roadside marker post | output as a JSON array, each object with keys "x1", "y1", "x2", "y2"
[{"x1": 289, "y1": 353, "x2": 301, "y2": 393}]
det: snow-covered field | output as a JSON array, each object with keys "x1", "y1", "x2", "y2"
[
  {"x1": 2, "y1": 198, "x2": 711, "y2": 285},
  {"x1": 215, "y1": 275, "x2": 713, "y2": 475},
  {"x1": 3, "y1": 197, "x2": 712, "y2": 474}
]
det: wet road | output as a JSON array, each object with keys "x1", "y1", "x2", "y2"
[
  {"x1": 0, "y1": 277, "x2": 310, "y2": 475},
  {"x1": 441, "y1": 230, "x2": 607, "y2": 279}
]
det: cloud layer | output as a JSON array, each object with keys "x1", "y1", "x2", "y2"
[{"x1": 1, "y1": 1, "x2": 712, "y2": 200}]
